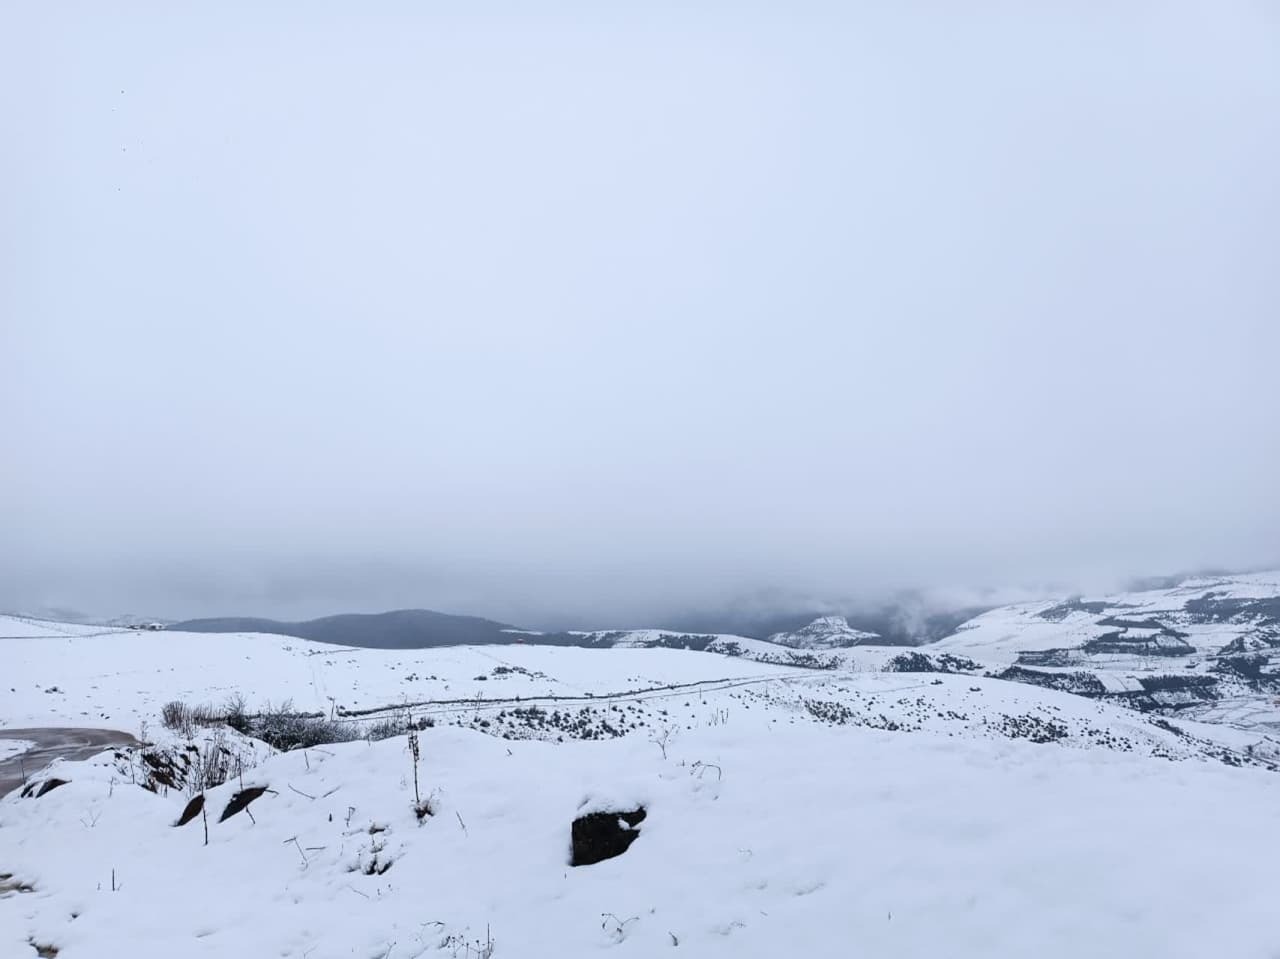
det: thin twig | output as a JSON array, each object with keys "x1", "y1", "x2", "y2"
[{"x1": 284, "y1": 836, "x2": 309, "y2": 866}]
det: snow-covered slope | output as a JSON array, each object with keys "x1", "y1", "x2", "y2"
[
  {"x1": 562, "y1": 627, "x2": 883, "y2": 670},
  {"x1": 926, "y1": 570, "x2": 1280, "y2": 732},
  {"x1": 766, "y1": 615, "x2": 880, "y2": 648},
  {"x1": 0, "y1": 615, "x2": 131, "y2": 640},
  {"x1": 3, "y1": 670, "x2": 1280, "y2": 957},
  {"x1": 4, "y1": 613, "x2": 1280, "y2": 956},
  {"x1": 0, "y1": 616, "x2": 799, "y2": 731}
]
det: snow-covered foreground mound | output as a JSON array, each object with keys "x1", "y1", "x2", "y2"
[{"x1": 4, "y1": 715, "x2": 1280, "y2": 959}]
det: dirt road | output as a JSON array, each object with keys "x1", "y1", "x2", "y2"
[{"x1": 0, "y1": 728, "x2": 138, "y2": 797}]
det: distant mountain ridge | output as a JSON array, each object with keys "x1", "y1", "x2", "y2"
[
  {"x1": 170, "y1": 609, "x2": 520, "y2": 649},
  {"x1": 7, "y1": 608, "x2": 172, "y2": 629},
  {"x1": 168, "y1": 603, "x2": 974, "y2": 650},
  {"x1": 657, "y1": 604, "x2": 987, "y2": 645}
]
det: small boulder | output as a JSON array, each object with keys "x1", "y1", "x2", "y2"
[
  {"x1": 20, "y1": 778, "x2": 69, "y2": 799},
  {"x1": 219, "y1": 786, "x2": 268, "y2": 823},
  {"x1": 174, "y1": 794, "x2": 205, "y2": 827},
  {"x1": 570, "y1": 807, "x2": 646, "y2": 866}
]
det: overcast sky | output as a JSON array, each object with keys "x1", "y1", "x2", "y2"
[{"x1": 3, "y1": 2, "x2": 1278, "y2": 626}]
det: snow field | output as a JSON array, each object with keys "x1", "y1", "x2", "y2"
[{"x1": 4, "y1": 716, "x2": 1280, "y2": 958}]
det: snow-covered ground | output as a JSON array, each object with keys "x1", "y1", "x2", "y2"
[
  {"x1": 4, "y1": 604, "x2": 1280, "y2": 957},
  {"x1": 0, "y1": 617, "x2": 796, "y2": 732},
  {"x1": 921, "y1": 570, "x2": 1280, "y2": 734},
  {"x1": 934, "y1": 570, "x2": 1280, "y2": 664},
  {"x1": 4, "y1": 696, "x2": 1280, "y2": 958},
  {"x1": 0, "y1": 741, "x2": 34, "y2": 763},
  {"x1": 0, "y1": 617, "x2": 126, "y2": 641}
]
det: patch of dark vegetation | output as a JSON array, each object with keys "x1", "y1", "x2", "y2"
[
  {"x1": 141, "y1": 750, "x2": 179, "y2": 789},
  {"x1": 1078, "y1": 724, "x2": 1138, "y2": 752},
  {"x1": 174, "y1": 793, "x2": 206, "y2": 827},
  {"x1": 223, "y1": 693, "x2": 251, "y2": 735},
  {"x1": 1184, "y1": 594, "x2": 1280, "y2": 626},
  {"x1": 570, "y1": 807, "x2": 646, "y2": 866},
  {"x1": 884, "y1": 651, "x2": 979, "y2": 674},
  {"x1": 994, "y1": 666, "x2": 1107, "y2": 697},
  {"x1": 187, "y1": 734, "x2": 240, "y2": 793},
  {"x1": 163, "y1": 695, "x2": 371, "y2": 749},
  {"x1": 934, "y1": 653, "x2": 982, "y2": 672},
  {"x1": 756, "y1": 650, "x2": 839, "y2": 670},
  {"x1": 1081, "y1": 632, "x2": 1194, "y2": 657},
  {"x1": 250, "y1": 702, "x2": 359, "y2": 751},
  {"x1": 801, "y1": 698, "x2": 922, "y2": 731},
  {"x1": 28, "y1": 939, "x2": 58, "y2": 958},
  {"x1": 161, "y1": 700, "x2": 191, "y2": 732},
  {"x1": 472, "y1": 704, "x2": 641, "y2": 742},
  {"x1": 1096, "y1": 616, "x2": 1187, "y2": 637},
  {"x1": 604, "y1": 632, "x2": 719, "y2": 652},
  {"x1": 490, "y1": 664, "x2": 547, "y2": 679},
  {"x1": 706, "y1": 640, "x2": 743, "y2": 656},
  {"x1": 1037, "y1": 598, "x2": 1113, "y2": 622},
  {"x1": 1104, "y1": 675, "x2": 1222, "y2": 714},
  {"x1": 1136, "y1": 674, "x2": 1219, "y2": 695},
  {"x1": 1219, "y1": 631, "x2": 1280, "y2": 655},
  {"x1": 161, "y1": 700, "x2": 225, "y2": 738},
  {"x1": 21, "y1": 778, "x2": 69, "y2": 799},
  {"x1": 1016, "y1": 648, "x2": 1081, "y2": 668},
  {"x1": 804, "y1": 699, "x2": 856, "y2": 724},
  {"x1": 364, "y1": 714, "x2": 416, "y2": 741},
  {"x1": 996, "y1": 714, "x2": 1069, "y2": 744},
  {"x1": 125, "y1": 735, "x2": 242, "y2": 796},
  {"x1": 219, "y1": 785, "x2": 268, "y2": 823},
  {"x1": 1212, "y1": 654, "x2": 1280, "y2": 686},
  {"x1": 1149, "y1": 718, "x2": 1187, "y2": 738},
  {"x1": 885, "y1": 652, "x2": 936, "y2": 673}
]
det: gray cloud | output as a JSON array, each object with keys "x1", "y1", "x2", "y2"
[{"x1": 4, "y1": 2, "x2": 1278, "y2": 626}]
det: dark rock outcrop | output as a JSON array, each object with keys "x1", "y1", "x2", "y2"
[{"x1": 570, "y1": 807, "x2": 646, "y2": 866}]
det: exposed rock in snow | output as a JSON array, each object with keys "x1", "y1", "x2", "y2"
[{"x1": 570, "y1": 807, "x2": 646, "y2": 866}]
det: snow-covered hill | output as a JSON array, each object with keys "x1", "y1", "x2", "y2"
[
  {"x1": 922, "y1": 570, "x2": 1280, "y2": 732},
  {"x1": 0, "y1": 615, "x2": 131, "y2": 640},
  {"x1": 0, "y1": 616, "x2": 803, "y2": 731},
  {"x1": 766, "y1": 615, "x2": 880, "y2": 649}
]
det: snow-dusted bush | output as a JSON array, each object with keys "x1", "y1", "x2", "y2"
[
  {"x1": 189, "y1": 728, "x2": 241, "y2": 794},
  {"x1": 161, "y1": 700, "x2": 195, "y2": 737},
  {"x1": 365, "y1": 715, "x2": 410, "y2": 741},
  {"x1": 223, "y1": 692, "x2": 251, "y2": 734},
  {"x1": 251, "y1": 701, "x2": 359, "y2": 751},
  {"x1": 161, "y1": 700, "x2": 223, "y2": 738}
]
